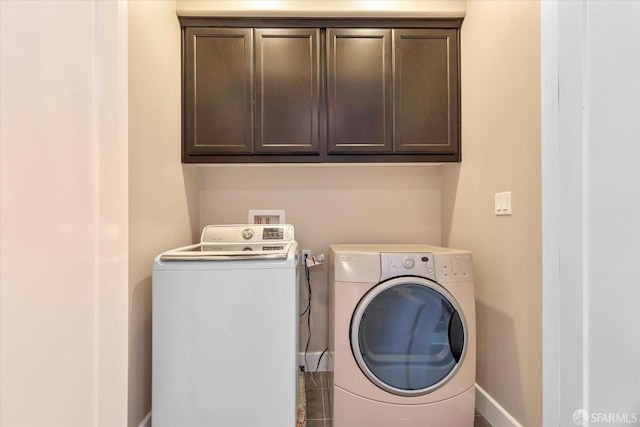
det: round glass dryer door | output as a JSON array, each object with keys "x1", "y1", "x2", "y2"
[{"x1": 350, "y1": 276, "x2": 466, "y2": 396}]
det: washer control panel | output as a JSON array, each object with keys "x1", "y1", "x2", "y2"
[
  {"x1": 381, "y1": 253, "x2": 436, "y2": 282},
  {"x1": 201, "y1": 224, "x2": 294, "y2": 243}
]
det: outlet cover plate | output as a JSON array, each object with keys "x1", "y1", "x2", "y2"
[{"x1": 248, "y1": 209, "x2": 285, "y2": 225}]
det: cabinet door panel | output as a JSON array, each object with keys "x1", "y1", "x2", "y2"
[
  {"x1": 184, "y1": 28, "x2": 253, "y2": 154},
  {"x1": 327, "y1": 29, "x2": 392, "y2": 153},
  {"x1": 255, "y1": 29, "x2": 320, "y2": 154},
  {"x1": 393, "y1": 29, "x2": 459, "y2": 154}
]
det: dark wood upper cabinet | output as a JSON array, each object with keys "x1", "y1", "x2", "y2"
[
  {"x1": 181, "y1": 18, "x2": 461, "y2": 163},
  {"x1": 254, "y1": 29, "x2": 320, "y2": 154},
  {"x1": 184, "y1": 28, "x2": 253, "y2": 155},
  {"x1": 393, "y1": 29, "x2": 459, "y2": 154},
  {"x1": 326, "y1": 29, "x2": 392, "y2": 154}
]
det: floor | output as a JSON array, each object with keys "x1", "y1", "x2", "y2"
[{"x1": 304, "y1": 372, "x2": 491, "y2": 427}]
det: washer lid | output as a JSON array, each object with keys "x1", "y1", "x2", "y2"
[
  {"x1": 159, "y1": 242, "x2": 293, "y2": 261},
  {"x1": 160, "y1": 224, "x2": 296, "y2": 261}
]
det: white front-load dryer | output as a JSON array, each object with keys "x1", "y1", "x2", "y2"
[{"x1": 329, "y1": 244, "x2": 476, "y2": 427}]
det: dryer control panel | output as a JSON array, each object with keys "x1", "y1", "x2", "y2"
[
  {"x1": 433, "y1": 253, "x2": 474, "y2": 283},
  {"x1": 381, "y1": 253, "x2": 436, "y2": 282}
]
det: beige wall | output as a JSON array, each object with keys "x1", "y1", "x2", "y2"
[
  {"x1": 0, "y1": 1, "x2": 129, "y2": 425},
  {"x1": 128, "y1": 1, "x2": 200, "y2": 425},
  {"x1": 199, "y1": 165, "x2": 442, "y2": 353},
  {"x1": 442, "y1": 1, "x2": 541, "y2": 426}
]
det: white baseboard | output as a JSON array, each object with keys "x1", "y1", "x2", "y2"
[
  {"x1": 475, "y1": 383, "x2": 523, "y2": 427},
  {"x1": 138, "y1": 411, "x2": 151, "y2": 427},
  {"x1": 299, "y1": 351, "x2": 330, "y2": 372},
  {"x1": 476, "y1": 384, "x2": 522, "y2": 427}
]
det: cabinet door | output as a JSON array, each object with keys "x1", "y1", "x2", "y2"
[
  {"x1": 393, "y1": 29, "x2": 459, "y2": 154},
  {"x1": 184, "y1": 28, "x2": 253, "y2": 155},
  {"x1": 255, "y1": 29, "x2": 320, "y2": 154},
  {"x1": 327, "y1": 29, "x2": 392, "y2": 153}
]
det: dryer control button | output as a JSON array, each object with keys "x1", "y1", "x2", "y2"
[
  {"x1": 402, "y1": 256, "x2": 415, "y2": 269},
  {"x1": 242, "y1": 229, "x2": 254, "y2": 240}
]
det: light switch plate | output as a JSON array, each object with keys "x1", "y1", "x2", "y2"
[{"x1": 495, "y1": 192, "x2": 512, "y2": 216}]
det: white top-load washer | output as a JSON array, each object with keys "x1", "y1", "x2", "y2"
[{"x1": 152, "y1": 224, "x2": 298, "y2": 427}]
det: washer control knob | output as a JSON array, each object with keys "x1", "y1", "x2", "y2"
[
  {"x1": 242, "y1": 229, "x2": 254, "y2": 240},
  {"x1": 402, "y1": 256, "x2": 415, "y2": 269}
]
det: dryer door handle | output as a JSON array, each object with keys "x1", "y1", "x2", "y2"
[{"x1": 448, "y1": 310, "x2": 464, "y2": 363}]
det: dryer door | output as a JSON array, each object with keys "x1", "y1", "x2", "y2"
[{"x1": 350, "y1": 276, "x2": 466, "y2": 397}]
